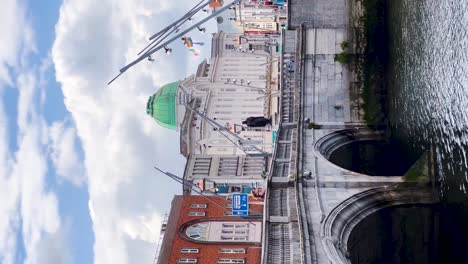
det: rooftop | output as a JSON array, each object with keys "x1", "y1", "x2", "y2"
[{"x1": 146, "y1": 81, "x2": 179, "y2": 130}]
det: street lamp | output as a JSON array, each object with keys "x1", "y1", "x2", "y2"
[
  {"x1": 197, "y1": 26, "x2": 206, "y2": 33},
  {"x1": 108, "y1": 0, "x2": 244, "y2": 85},
  {"x1": 164, "y1": 47, "x2": 172, "y2": 54},
  {"x1": 224, "y1": 78, "x2": 266, "y2": 91}
]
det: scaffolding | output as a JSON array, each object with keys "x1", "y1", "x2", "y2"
[{"x1": 152, "y1": 213, "x2": 168, "y2": 264}]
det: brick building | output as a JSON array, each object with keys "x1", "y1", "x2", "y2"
[{"x1": 156, "y1": 195, "x2": 264, "y2": 264}]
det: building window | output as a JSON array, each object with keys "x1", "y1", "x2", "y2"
[
  {"x1": 221, "y1": 236, "x2": 248, "y2": 241},
  {"x1": 186, "y1": 221, "x2": 259, "y2": 243},
  {"x1": 218, "y1": 157, "x2": 239, "y2": 176},
  {"x1": 249, "y1": 44, "x2": 265, "y2": 51},
  {"x1": 219, "y1": 248, "x2": 246, "y2": 254},
  {"x1": 177, "y1": 258, "x2": 198, "y2": 263},
  {"x1": 186, "y1": 223, "x2": 209, "y2": 241},
  {"x1": 222, "y1": 230, "x2": 248, "y2": 234},
  {"x1": 225, "y1": 44, "x2": 235, "y2": 50},
  {"x1": 243, "y1": 157, "x2": 266, "y2": 176},
  {"x1": 192, "y1": 157, "x2": 212, "y2": 176},
  {"x1": 180, "y1": 248, "x2": 199, "y2": 254},
  {"x1": 222, "y1": 224, "x2": 248, "y2": 228},
  {"x1": 188, "y1": 212, "x2": 206, "y2": 216},
  {"x1": 190, "y1": 204, "x2": 207, "y2": 209},
  {"x1": 217, "y1": 258, "x2": 246, "y2": 263}
]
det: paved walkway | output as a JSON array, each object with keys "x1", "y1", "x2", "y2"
[
  {"x1": 303, "y1": 28, "x2": 352, "y2": 125},
  {"x1": 294, "y1": 2, "x2": 404, "y2": 263},
  {"x1": 289, "y1": 0, "x2": 350, "y2": 28}
]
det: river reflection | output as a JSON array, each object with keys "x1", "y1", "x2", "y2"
[{"x1": 387, "y1": 0, "x2": 468, "y2": 262}]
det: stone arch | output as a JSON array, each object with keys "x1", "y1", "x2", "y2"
[
  {"x1": 320, "y1": 185, "x2": 437, "y2": 264},
  {"x1": 313, "y1": 129, "x2": 406, "y2": 176},
  {"x1": 314, "y1": 129, "x2": 385, "y2": 160}
]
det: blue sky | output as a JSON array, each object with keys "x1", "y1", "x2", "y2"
[
  {"x1": 27, "y1": 6, "x2": 94, "y2": 262},
  {"x1": 1, "y1": 0, "x2": 93, "y2": 263},
  {"x1": 0, "y1": 0, "x2": 218, "y2": 263}
]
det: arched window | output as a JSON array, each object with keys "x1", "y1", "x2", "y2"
[
  {"x1": 186, "y1": 223, "x2": 209, "y2": 241},
  {"x1": 184, "y1": 221, "x2": 261, "y2": 243}
]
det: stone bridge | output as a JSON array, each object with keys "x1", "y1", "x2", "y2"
[
  {"x1": 262, "y1": 1, "x2": 438, "y2": 263},
  {"x1": 293, "y1": 1, "x2": 438, "y2": 262}
]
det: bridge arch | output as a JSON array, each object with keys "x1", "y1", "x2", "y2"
[
  {"x1": 314, "y1": 129, "x2": 409, "y2": 176},
  {"x1": 314, "y1": 129, "x2": 385, "y2": 160},
  {"x1": 320, "y1": 185, "x2": 437, "y2": 264}
]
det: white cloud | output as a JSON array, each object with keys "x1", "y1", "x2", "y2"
[
  {"x1": 53, "y1": 0, "x2": 217, "y2": 263},
  {"x1": 49, "y1": 121, "x2": 86, "y2": 186},
  {"x1": 0, "y1": 99, "x2": 19, "y2": 264},
  {"x1": 0, "y1": 1, "x2": 28, "y2": 263},
  {"x1": 0, "y1": 0, "x2": 37, "y2": 87},
  {"x1": 35, "y1": 228, "x2": 73, "y2": 264},
  {"x1": 13, "y1": 111, "x2": 60, "y2": 264},
  {"x1": 0, "y1": 1, "x2": 74, "y2": 264},
  {"x1": 13, "y1": 69, "x2": 74, "y2": 264},
  {"x1": 0, "y1": 70, "x2": 74, "y2": 264},
  {"x1": 0, "y1": 0, "x2": 23, "y2": 86}
]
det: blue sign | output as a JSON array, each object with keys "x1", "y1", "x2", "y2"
[
  {"x1": 232, "y1": 193, "x2": 249, "y2": 216},
  {"x1": 276, "y1": 0, "x2": 285, "y2": 6},
  {"x1": 232, "y1": 210, "x2": 248, "y2": 216}
]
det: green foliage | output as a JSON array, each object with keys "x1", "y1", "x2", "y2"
[
  {"x1": 340, "y1": 41, "x2": 349, "y2": 50},
  {"x1": 403, "y1": 152, "x2": 430, "y2": 182},
  {"x1": 334, "y1": 52, "x2": 353, "y2": 64},
  {"x1": 307, "y1": 122, "x2": 322, "y2": 129},
  {"x1": 357, "y1": 0, "x2": 389, "y2": 126}
]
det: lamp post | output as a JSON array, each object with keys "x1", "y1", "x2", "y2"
[
  {"x1": 224, "y1": 78, "x2": 267, "y2": 91},
  {"x1": 108, "y1": 0, "x2": 242, "y2": 85}
]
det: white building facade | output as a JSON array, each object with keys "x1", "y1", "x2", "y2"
[{"x1": 148, "y1": 31, "x2": 281, "y2": 197}]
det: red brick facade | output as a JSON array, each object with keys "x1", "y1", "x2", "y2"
[{"x1": 157, "y1": 195, "x2": 264, "y2": 264}]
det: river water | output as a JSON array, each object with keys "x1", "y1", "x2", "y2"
[{"x1": 387, "y1": 0, "x2": 468, "y2": 262}]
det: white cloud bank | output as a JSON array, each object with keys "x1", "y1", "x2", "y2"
[
  {"x1": 0, "y1": 99, "x2": 18, "y2": 264},
  {"x1": 49, "y1": 121, "x2": 86, "y2": 186},
  {"x1": 3, "y1": 57, "x2": 75, "y2": 264},
  {"x1": 0, "y1": 1, "x2": 78, "y2": 264},
  {"x1": 0, "y1": 0, "x2": 24, "y2": 86},
  {"x1": 53, "y1": 0, "x2": 216, "y2": 263}
]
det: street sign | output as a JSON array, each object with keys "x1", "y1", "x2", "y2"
[
  {"x1": 232, "y1": 210, "x2": 248, "y2": 216},
  {"x1": 232, "y1": 193, "x2": 249, "y2": 216}
]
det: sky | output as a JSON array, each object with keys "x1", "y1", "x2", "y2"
[{"x1": 0, "y1": 0, "x2": 224, "y2": 263}]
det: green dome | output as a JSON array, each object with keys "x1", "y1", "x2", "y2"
[{"x1": 146, "y1": 81, "x2": 179, "y2": 130}]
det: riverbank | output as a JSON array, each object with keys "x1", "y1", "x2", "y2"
[{"x1": 348, "y1": 0, "x2": 389, "y2": 126}]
